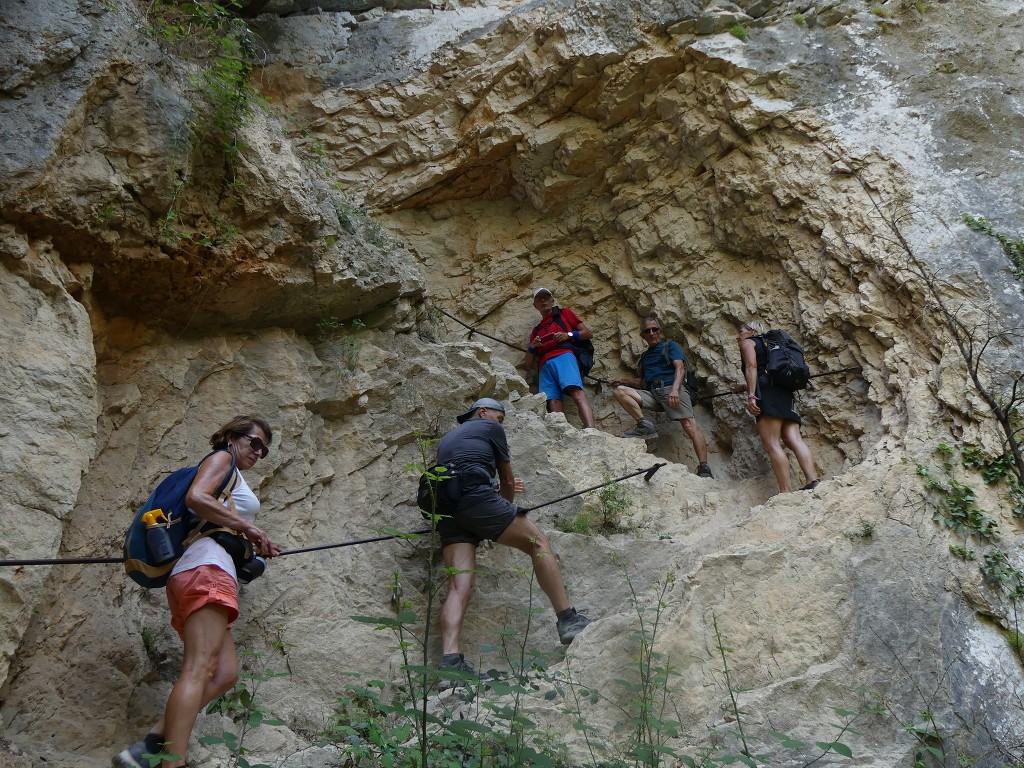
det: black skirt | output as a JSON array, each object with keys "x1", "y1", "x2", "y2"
[{"x1": 757, "y1": 376, "x2": 801, "y2": 424}]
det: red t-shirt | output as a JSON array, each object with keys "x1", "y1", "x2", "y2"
[{"x1": 529, "y1": 308, "x2": 582, "y2": 368}]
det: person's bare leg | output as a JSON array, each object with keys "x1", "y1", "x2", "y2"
[
  {"x1": 496, "y1": 515, "x2": 570, "y2": 613},
  {"x1": 781, "y1": 421, "x2": 817, "y2": 485},
  {"x1": 757, "y1": 417, "x2": 792, "y2": 493},
  {"x1": 613, "y1": 386, "x2": 645, "y2": 422},
  {"x1": 161, "y1": 605, "x2": 233, "y2": 767},
  {"x1": 567, "y1": 387, "x2": 596, "y2": 428},
  {"x1": 547, "y1": 399, "x2": 565, "y2": 414},
  {"x1": 440, "y1": 543, "x2": 477, "y2": 655},
  {"x1": 144, "y1": 629, "x2": 239, "y2": 744},
  {"x1": 678, "y1": 417, "x2": 709, "y2": 464}
]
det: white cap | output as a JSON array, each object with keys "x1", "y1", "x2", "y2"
[{"x1": 532, "y1": 287, "x2": 553, "y2": 299}]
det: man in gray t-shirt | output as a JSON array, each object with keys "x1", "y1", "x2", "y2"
[{"x1": 432, "y1": 398, "x2": 591, "y2": 680}]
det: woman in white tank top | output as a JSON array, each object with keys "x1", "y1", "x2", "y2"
[{"x1": 114, "y1": 416, "x2": 280, "y2": 768}]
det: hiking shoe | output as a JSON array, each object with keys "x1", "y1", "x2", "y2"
[
  {"x1": 696, "y1": 462, "x2": 714, "y2": 479},
  {"x1": 112, "y1": 740, "x2": 154, "y2": 768},
  {"x1": 557, "y1": 608, "x2": 592, "y2": 645},
  {"x1": 801, "y1": 479, "x2": 820, "y2": 491},
  {"x1": 619, "y1": 420, "x2": 658, "y2": 439},
  {"x1": 438, "y1": 653, "x2": 491, "y2": 686}
]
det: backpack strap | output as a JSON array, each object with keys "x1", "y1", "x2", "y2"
[
  {"x1": 533, "y1": 306, "x2": 570, "y2": 336},
  {"x1": 638, "y1": 341, "x2": 678, "y2": 387},
  {"x1": 753, "y1": 334, "x2": 769, "y2": 377},
  {"x1": 533, "y1": 308, "x2": 579, "y2": 363},
  {"x1": 550, "y1": 308, "x2": 569, "y2": 333},
  {"x1": 184, "y1": 456, "x2": 241, "y2": 548}
]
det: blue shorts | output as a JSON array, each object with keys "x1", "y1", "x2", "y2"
[{"x1": 538, "y1": 352, "x2": 583, "y2": 401}]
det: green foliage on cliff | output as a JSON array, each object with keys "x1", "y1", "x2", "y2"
[
  {"x1": 144, "y1": 1, "x2": 264, "y2": 246},
  {"x1": 963, "y1": 213, "x2": 1024, "y2": 282}
]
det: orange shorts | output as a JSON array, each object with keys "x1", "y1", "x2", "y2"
[{"x1": 166, "y1": 565, "x2": 239, "y2": 638}]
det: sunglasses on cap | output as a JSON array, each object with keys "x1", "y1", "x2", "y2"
[{"x1": 235, "y1": 432, "x2": 270, "y2": 459}]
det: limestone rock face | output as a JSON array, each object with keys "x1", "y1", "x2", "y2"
[
  {"x1": 0, "y1": 229, "x2": 97, "y2": 688},
  {"x1": 2, "y1": 0, "x2": 1024, "y2": 766},
  {"x1": 238, "y1": 0, "x2": 434, "y2": 17},
  {"x1": 0, "y1": 0, "x2": 424, "y2": 335}
]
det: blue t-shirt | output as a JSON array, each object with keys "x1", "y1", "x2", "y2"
[
  {"x1": 436, "y1": 418, "x2": 510, "y2": 491},
  {"x1": 639, "y1": 340, "x2": 685, "y2": 387}
]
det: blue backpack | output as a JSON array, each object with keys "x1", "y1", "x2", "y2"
[{"x1": 123, "y1": 451, "x2": 237, "y2": 588}]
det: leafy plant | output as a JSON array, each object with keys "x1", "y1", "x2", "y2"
[
  {"x1": 1006, "y1": 629, "x2": 1024, "y2": 660},
  {"x1": 728, "y1": 25, "x2": 748, "y2": 41},
  {"x1": 846, "y1": 518, "x2": 876, "y2": 540},
  {"x1": 980, "y1": 548, "x2": 1024, "y2": 594},
  {"x1": 313, "y1": 317, "x2": 365, "y2": 371},
  {"x1": 1010, "y1": 480, "x2": 1024, "y2": 523},
  {"x1": 202, "y1": 649, "x2": 287, "y2": 767},
  {"x1": 623, "y1": 572, "x2": 683, "y2": 767},
  {"x1": 328, "y1": 192, "x2": 402, "y2": 249},
  {"x1": 143, "y1": 746, "x2": 182, "y2": 767},
  {"x1": 557, "y1": 480, "x2": 634, "y2": 534},
  {"x1": 141, "y1": 626, "x2": 161, "y2": 666},
  {"x1": 143, "y1": 1, "x2": 264, "y2": 242},
  {"x1": 693, "y1": 613, "x2": 863, "y2": 766},
  {"x1": 98, "y1": 199, "x2": 118, "y2": 222},
  {"x1": 919, "y1": 445, "x2": 999, "y2": 541},
  {"x1": 964, "y1": 213, "x2": 1024, "y2": 282},
  {"x1": 948, "y1": 544, "x2": 976, "y2": 561},
  {"x1": 597, "y1": 483, "x2": 632, "y2": 532},
  {"x1": 961, "y1": 445, "x2": 1014, "y2": 485}
]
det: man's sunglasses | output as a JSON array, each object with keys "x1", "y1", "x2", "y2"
[
  {"x1": 640, "y1": 327, "x2": 662, "y2": 336},
  {"x1": 235, "y1": 433, "x2": 270, "y2": 458}
]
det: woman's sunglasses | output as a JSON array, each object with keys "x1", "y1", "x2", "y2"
[{"x1": 235, "y1": 433, "x2": 270, "y2": 458}]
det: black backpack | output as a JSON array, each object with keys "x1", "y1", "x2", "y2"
[
  {"x1": 533, "y1": 307, "x2": 595, "y2": 378},
  {"x1": 638, "y1": 340, "x2": 699, "y2": 403},
  {"x1": 759, "y1": 329, "x2": 810, "y2": 391}
]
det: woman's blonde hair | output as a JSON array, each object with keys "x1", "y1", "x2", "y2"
[
  {"x1": 741, "y1": 320, "x2": 764, "y2": 335},
  {"x1": 210, "y1": 415, "x2": 272, "y2": 450}
]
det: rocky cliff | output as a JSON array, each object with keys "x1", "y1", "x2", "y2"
[{"x1": 2, "y1": 0, "x2": 1024, "y2": 765}]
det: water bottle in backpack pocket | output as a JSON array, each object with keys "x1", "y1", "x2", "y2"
[{"x1": 142, "y1": 510, "x2": 176, "y2": 565}]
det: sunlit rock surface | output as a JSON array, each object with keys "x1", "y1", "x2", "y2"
[{"x1": 1, "y1": 0, "x2": 1023, "y2": 765}]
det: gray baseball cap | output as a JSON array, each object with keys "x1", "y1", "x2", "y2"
[{"x1": 456, "y1": 397, "x2": 506, "y2": 424}]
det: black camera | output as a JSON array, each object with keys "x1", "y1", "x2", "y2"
[
  {"x1": 209, "y1": 530, "x2": 266, "y2": 583},
  {"x1": 236, "y1": 555, "x2": 266, "y2": 584}
]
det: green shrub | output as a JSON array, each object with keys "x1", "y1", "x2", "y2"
[{"x1": 728, "y1": 24, "x2": 748, "y2": 41}]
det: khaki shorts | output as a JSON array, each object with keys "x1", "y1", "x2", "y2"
[
  {"x1": 639, "y1": 385, "x2": 694, "y2": 420},
  {"x1": 167, "y1": 565, "x2": 239, "y2": 637}
]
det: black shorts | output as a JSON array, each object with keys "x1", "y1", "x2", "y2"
[{"x1": 439, "y1": 490, "x2": 520, "y2": 548}]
